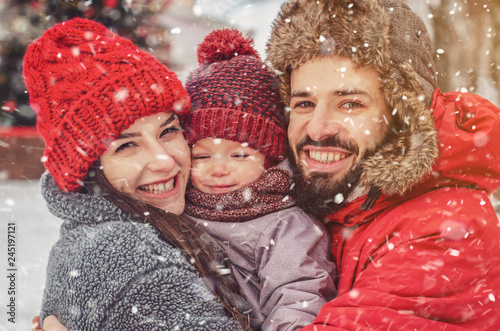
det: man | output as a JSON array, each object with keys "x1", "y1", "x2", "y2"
[{"x1": 267, "y1": 0, "x2": 500, "y2": 329}]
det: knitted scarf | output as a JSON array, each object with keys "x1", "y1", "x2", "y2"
[{"x1": 185, "y1": 166, "x2": 294, "y2": 222}]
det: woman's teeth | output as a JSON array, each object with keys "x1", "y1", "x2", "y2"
[
  {"x1": 309, "y1": 150, "x2": 347, "y2": 163},
  {"x1": 139, "y1": 178, "x2": 174, "y2": 194}
]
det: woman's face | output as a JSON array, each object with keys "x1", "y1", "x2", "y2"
[{"x1": 100, "y1": 112, "x2": 191, "y2": 215}]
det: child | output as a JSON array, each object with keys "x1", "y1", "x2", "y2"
[{"x1": 183, "y1": 29, "x2": 337, "y2": 331}]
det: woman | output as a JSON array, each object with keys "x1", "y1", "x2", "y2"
[{"x1": 25, "y1": 17, "x2": 249, "y2": 330}]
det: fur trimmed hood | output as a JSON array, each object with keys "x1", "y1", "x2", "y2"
[{"x1": 266, "y1": 0, "x2": 439, "y2": 196}]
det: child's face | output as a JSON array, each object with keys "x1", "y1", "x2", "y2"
[{"x1": 190, "y1": 138, "x2": 266, "y2": 194}]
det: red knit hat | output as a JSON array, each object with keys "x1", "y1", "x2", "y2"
[
  {"x1": 23, "y1": 18, "x2": 190, "y2": 192},
  {"x1": 184, "y1": 29, "x2": 287, "y2": 168}
]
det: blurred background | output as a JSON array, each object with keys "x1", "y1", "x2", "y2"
[{"x1": 0, "y1": 0, "x2": 499, "y2": 330}]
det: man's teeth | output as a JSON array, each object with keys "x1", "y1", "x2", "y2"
[
  {"x1": 139, "y1": 179, "x2": 174, "y2": 194},
  {"x1": 309, "y1": 150, "x2": 346, "y2": 163}
]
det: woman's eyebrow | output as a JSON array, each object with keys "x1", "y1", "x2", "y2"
[
  {"x1": 116, "y1": 115, "x2": 177, "y2": 139},
  {"x1": 160, "y1": 115, "x2": 176, "y2": 128},
  {"x1": 117, "y1": 132, "x2": 141, "y2": 139}
]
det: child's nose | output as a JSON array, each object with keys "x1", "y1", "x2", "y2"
[{"x1": 210, "y1": 159, "x2": 230, "y2": 177}]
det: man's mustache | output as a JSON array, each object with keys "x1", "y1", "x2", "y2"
[{"x1": 296, "y1": 135, "x2": 359, "y2": 156}]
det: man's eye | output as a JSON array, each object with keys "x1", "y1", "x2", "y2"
[
  {"x1": 341, "y1": 101, "x2": 363, "y2": 109},
  {"x1": 115, "y1": 141, "x2": 136, "y2": 152},
  {"x1": 293, "y1": 101, "x2": 315, "y2": 109}
]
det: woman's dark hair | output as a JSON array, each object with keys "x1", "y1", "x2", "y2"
[{"x1": 84, "y1": 161, "x2": 250, "y2": 330}]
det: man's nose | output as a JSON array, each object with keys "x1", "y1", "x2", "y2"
[{"x1": 307, "y1": 103, "x2": 343, "y2": 141}]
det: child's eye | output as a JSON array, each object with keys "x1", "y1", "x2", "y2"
[
  {"x1": 231, "y1": 152, "x2": 249, "y2": 158},
  {"x1": 115, "y1": 141, "x2": 136, "y2": 152},
  {"x1": 192, "y1": 155, "x2": 210, "y2": 160}
]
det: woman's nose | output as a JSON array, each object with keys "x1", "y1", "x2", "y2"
[{"x1": 145, "y1": 143, "x2": 175, "y2": 172}]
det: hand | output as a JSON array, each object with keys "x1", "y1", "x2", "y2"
[
  {"x1": 31, "y1": 315, "x2": 69, "y2": 331},
  {"x1": 31, "y1": 316, "x2": 41, "y2": 331}
]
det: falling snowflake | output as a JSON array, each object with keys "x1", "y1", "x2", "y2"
[
  {"x1": 334, "y1": 193, "x2": 344, "y2": 204},
  {"x1": 243, "y1": 188, "x2": 252, "y2": 202},
  {"x1": 114, "y1": 88, "x2": 129, "y2": 102}
]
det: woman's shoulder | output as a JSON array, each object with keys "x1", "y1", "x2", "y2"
[
  {"x1": 52, "y1": 220, "x2": 186, "y2": 269},
  {"x1": 45, "y1": 220, "x2": 194, "y2": 294}
]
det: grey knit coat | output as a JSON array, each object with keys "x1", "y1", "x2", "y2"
[{"x1": 39, "y1": 172, "x2": 242, "y2": 331}]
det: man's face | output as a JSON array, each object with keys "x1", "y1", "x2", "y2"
[{"x1": 288, "y1": 56, "x2": 391, "y2": 216}]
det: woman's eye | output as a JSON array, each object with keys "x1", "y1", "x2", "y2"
[
  {"x1": 160, "y1": 126, "x2": 180, "y2": 138},
  {"x1": 115, "y1": 141, "x2": 136, "y2": 152}
]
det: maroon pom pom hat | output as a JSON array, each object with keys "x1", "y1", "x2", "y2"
[
  {"x1": 184, "y1": 29, "x2": 287, "y2": 168},
  {"x1": 23, "y1": 18, "x2": 190, "y2": 192}
]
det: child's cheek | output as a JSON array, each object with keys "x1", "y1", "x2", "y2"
[{"x1": 189, "y1": 166, "x2": 204, "y2": 190}]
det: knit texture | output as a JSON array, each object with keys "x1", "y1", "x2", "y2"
[
  {"x1": 185, "y1": 166, "x2": 293, "y2": 222},
  {"x1": 23, "y1": 18, "x2": 190, "y2": 192},
  {"x1": 39, "y1": 172, "x2": 243, "y2": 330},
  {"x1": 267, "y1": 0, "x2": 439, "y2": 195},
  {"x1": 185, "y1": 29, "x2": 287, "y2": 167}
]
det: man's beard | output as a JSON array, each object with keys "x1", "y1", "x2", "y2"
[{"x1": 289, "y1": 134, "x2": 385, "y2": 218}]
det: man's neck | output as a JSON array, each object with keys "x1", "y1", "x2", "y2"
[{"x1": 346, "y1": 185, "x2": 369, "y2": 203}]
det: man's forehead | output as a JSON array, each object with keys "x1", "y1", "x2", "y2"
[{"x1": 290, "y1": 56, "x2": 381, "y2": 96}]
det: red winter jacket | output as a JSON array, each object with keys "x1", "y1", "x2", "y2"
[{"x1": 302, "y1": 90, "x2": 500, "y2": 330}]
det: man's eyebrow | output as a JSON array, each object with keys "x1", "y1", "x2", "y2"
[
  {"x1": 334, "y1": 88, "x2": 370, "y2": 98},
  {"x1": 291, "y1": 88, "x2": 371, "y2": 99},
  {"x1": 117, "y1": 114, "x2": 177, "y2": 139},
  {"x1": 291, "y1": 90, "x2": 313, "y2": 98}
]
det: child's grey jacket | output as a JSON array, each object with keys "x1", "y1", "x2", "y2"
[
  {"x1": 39, "y1": 172, "x2": 242, "y2": 330},
  {"x1": 185, "y1": 162, "x2": 337, "y2": 331},
  {"x1": 186, "y1": 208, "x2": 336, "y2": 331}
]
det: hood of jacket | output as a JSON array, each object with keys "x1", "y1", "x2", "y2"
[
  {"x1": 431, "y1": 89, "x2": 500, "y2": 194},
  {"x1": 267, "y1": 0, "x2": 440, "y2": 196},
  {"x1": 40, "y1": 172, "x2": 130, "y2": 231},
  {"x1": 327, "y1": 89, "x2": 500, "y2": 225}
]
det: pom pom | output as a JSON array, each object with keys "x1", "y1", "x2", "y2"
[{"x1": 197, "y1": 29, "x2": 259, "y2": 65}]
